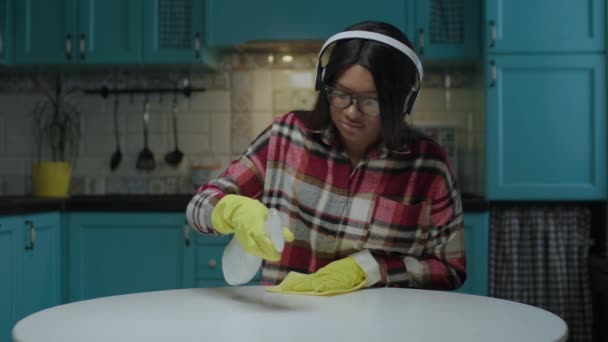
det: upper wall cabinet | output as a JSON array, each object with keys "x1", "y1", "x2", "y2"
[
  {"x1": 486, "y1": 54, "x2": 606, "y2": 200},
  {"x1": 412, "y1": 0, "x2": 481, "y2": 60},
  {"x1": 143, "y1": 0, "x2": 216, "y2": 64},
  {"x1": 205, "y1": 0, "x2": 409, "y2": 47},
  {"x1": 485, "y1": 0, "x2": 605, "y2": 53},
  {"x1": 0, "y1": 0, "x2": 12, "y2": 63},
  {"x1": 15, "y1": 0, "x2": 142, "y2": 64}
]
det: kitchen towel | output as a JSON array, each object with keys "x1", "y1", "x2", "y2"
[{"x1": 489, "y1": 204, "x2": 593, "y2": 342}]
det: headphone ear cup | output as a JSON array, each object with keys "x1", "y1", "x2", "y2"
[
  {"x1": 404, "y1": 90, "x2": 420, "y2": 115},
  {"x1": 315, "y1": 67, "x2": 325, "y2": 91}
]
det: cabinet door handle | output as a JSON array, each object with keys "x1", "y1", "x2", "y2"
[
  {"x1": 489, "y1": 60, "x2": 497, "y2": 87},
  {"x1": 194, "y1": 32, "x2": 201, "y2": 59},
  {"x1": 25, "y1": 220, "x2": 35, "y2": 250},
  {"x1": 489, "y1": 20, "x2": 496, "y2": 48},
  {"x1": 65, "y1": 34, "x2": 73, "y2": 60},
  {"x1": 79, "y1": 34, "x2": 86, "y2": 60},
  {"x1": 208, "y1": 259, "x2": 217, "y2": 269},
  {"x1": 183, "y1": 221, "x2": 191, "y2": 247},
  {"x1": 418, "y1": 28, "x2": 425, "y2": 55}
]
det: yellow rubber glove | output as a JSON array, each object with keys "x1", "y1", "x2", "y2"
[
  {"x1": 211, "y1": 194, "x2": 294, "y2": 261},
  {"x1": 267, "y1": 257, "x2": 367, "y2": 296}
]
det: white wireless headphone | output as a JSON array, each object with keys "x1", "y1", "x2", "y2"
[{"x1": 314, "y1": 30, "x2": 424, "y2": 115}]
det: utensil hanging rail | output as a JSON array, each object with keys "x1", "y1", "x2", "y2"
[{"x1": 83, "y1": 85, "x2": 206, "y2": 98}]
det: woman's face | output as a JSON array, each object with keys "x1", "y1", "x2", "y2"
[{"x1": 329, "y1": 64, "x2": 382, "y2": 157}]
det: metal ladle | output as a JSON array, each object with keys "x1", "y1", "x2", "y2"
[
  {"x1": 164, "y1": 96, "x2": 184, "y2": 167},
  {"x1": 136, "y1": 100, "x2": 155, "y2": 172},
  {"x1": 110, "y1": 94, "x2": 122, "y2": 171}
]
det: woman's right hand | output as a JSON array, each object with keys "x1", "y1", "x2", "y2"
[{"x1": 211, "y1": 194, "x2": 294, "y2": 261}]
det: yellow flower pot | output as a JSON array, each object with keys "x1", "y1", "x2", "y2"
[{"x1": 32, "y1": 162, "x2": 72, "y2": 198}]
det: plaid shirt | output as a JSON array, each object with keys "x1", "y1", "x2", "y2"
[{"x1": 187, "y1": 112, "x2": 466, "y2": 289}]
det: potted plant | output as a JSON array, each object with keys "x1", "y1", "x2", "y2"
[{"x1": 31, "y1": 75, "x2": 81, "y2": 198}]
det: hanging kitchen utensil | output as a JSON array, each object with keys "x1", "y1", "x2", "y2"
[
  {"x1": 136, "y1": 100, "x2": 155, "y2": 172},
  {"x1": 110, "y1": 94, "x2": 122, "y2": 171},
  {"x1": 164, "y1": 96, "x2": 184, "y2": 167}
]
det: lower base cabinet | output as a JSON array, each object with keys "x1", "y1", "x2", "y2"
[
  {"x1": 66, "y1": 212, "x2": 193, "y2": 302},
  {"x1": 455, "y1": 212, "x2": 490, "y2": 296},
  {"x1": 192, "y1": 234, "x2": 260, "y2": 287},
  {"x1": 0, "y1": 212, "x2": 61, "y2": 342}
]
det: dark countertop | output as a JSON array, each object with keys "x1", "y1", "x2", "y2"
[{"x1": 0, "y1": 193, "x2": 488, "y2": 215}]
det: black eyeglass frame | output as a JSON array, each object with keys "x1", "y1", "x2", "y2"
[{"x1": 324, "y1": 85, "x2": 381, "y2": 117}]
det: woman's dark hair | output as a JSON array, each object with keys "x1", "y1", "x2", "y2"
[{"x1": 299, "y1": 21, "x2": 421, "y2": 151}]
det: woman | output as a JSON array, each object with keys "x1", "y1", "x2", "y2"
[{"x1": 186, "y1": 21, "x2": 465, "y2": 295}]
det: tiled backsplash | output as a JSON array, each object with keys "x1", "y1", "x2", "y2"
[{"x1": 0, "y1": 53, "x2": 483, "y2": 196}]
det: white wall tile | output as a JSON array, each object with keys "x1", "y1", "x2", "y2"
[
  {"x1": 272, "y1": 70, "x2": 315, "y2": 89},
  {"x1": 0, "y1": 157, "x2": 26, "y2": 175},
  {"x1": 416, "y1": 89, "x2": 446, "y2": 112},
  {"x1": 126, "y1": 112, "x2": 169, "y2": 134},
  {"x1": 179, "y1": 133, "x2": 210, "y2": 154},
  {"x1": 231, "y1": 89, "x2": 252, "y2": 112},
  {"x1": 5, "y1": 134, "x2": 33, "y2": 157},
  {"x1": 189, "y1": 90, "x2": 230, "y2": 112},
  {"x1": 0, "y1": 116, "x2": 5, "y2": 154},
  {"x1": 177, "y1": 112, "x2": 209, "y2": 133},
  {"x1": 251, "y1": 70, "x2": 273, "y2": 111},
  {"x1": 209, "y1": 113, "x2": 231, "y2": 154},
  {"x1": 231, "y1": 71, "x2": 252, "y2": 89},
  {"x1": 83, "y1": 134, "x2": 116, "y2": 156},
  {"x1": 251, "y1": 112, "x2": 274, "y2": 135},
  {"x1": 83, "y1": 111, "x2": 127, "y2": 135}
]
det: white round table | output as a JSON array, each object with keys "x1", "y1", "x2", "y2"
[{"x1": 12, "y1": 286, "x2": 568, "y2": 342}]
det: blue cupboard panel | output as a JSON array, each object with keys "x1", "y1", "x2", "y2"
[
  {"x1": 455, "y1": 212, "x2": 489, "y2": 296},
  {"x1": 143, "y1": 0, "x2": 214, "y2": 64},
  {"x1": 78, "y1": 0, "x2": 142, "y2": 64},
  {"x1": 0, "y1": 216, "x2": 20, "y2": 342},
  {"x1": 486, "y1": 54, "x2": 606, "y2": 200},
  {"x1": 15, "y1": 0, "x2": 77, "y2": 64},
  {"x1": 205, "y1": 0, "x2": 408, "y2": 47},
  {"x1": 485, "y1": 0, "x2": 605, "y2": 53},
  {"x1": 17, "y1": 212, "x2": 62, "y2": 321},
  {"x1": 67, "y1": 212, "x2": 190, "y2": 302},
  {"x1": 0, "y1": 0, "x2": 12, "y2": 63},
  {"x1": 415, "y1": 0, "x2": 481, "y2": 60}
]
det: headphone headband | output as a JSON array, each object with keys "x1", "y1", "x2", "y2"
[{"x1": 315, "y1": 30, "x2": 424, "y2": 89}]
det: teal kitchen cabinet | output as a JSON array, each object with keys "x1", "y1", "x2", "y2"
[
  {"x1": 16, "y1": 213, "x2": 62, "y2": 322},
  {"x1": 0, "y1": 0, "x2": 12, "y2": 63},
  {"x1": 0, "y1": 216, "x2": 20, "y2": 342},
  {"x1": 412, "y1": 0, "x2": 481, "y2": 60},
  {"x1": 455, "y1": 212, "x2": 489, "y2": 296},
  {"x1": 485, "y1": 0, "x2": 605, "y2": 53},
  {"x1": 66, "y1": 212, "x2": 194, "y2": 302},
  {"x1": 485, "y1": 54, "x2": 606, "y2": 200},
  {"x1": 143, "y1": 0, "x2": 216, "y2": 65},
  {"x1": 0, "y1": 212, "x2": 61, "y2": 342},
  {"x1": 15, "y1": 0, "x2": 142, "y2": 64},
  {"x1": 191, "y1": 232, "x2": 261, "y2": 287},
  {"x1": 205, "y1": 0, "x2": 409, "y2": 47},
  {"x1": 192, "y1": 234, "x2": 232, "y2": 288}
]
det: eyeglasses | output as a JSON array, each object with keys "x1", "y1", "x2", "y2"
[{"x1": 325, "y1": 85, "x2": 380, "y2": 117}]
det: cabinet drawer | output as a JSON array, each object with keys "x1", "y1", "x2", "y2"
[
  {"x1": 194, "y1": 243, "x2": 262, "y2": 285},
  {"x1": 196, "y1": 245, "x2": 225, "y2": 279}
]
